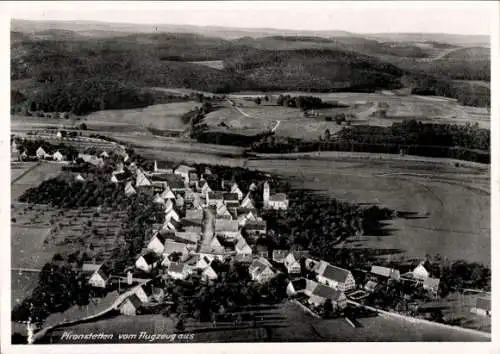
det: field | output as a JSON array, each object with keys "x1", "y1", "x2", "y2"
[
  {"x1": 188, "y1": 60, "x2": 225, "y2": 70},
  {"x1": 11, "y1": 270, "x2": 39, "y2": 307},
  {"x1": 11, "y1": 162, "x2": 62, "y2": 200},
  {"x1": 83, "y1": 101, "x2": 202, "y2": 132}
]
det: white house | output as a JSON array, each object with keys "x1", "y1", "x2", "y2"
[
  {"x1": 201, "y1": 266, "x2": 218, "y2": 282},
  {"x1": 133, "y1": 285, "x2": 152, "y2": 304},
  {"x1": 82, "y1": 263, "x2": 108, "y2": 288},
  {"x1": 230, "y1": 183, "x2": 244, "y2": 200},
  {"x1": 165, "y1": 208, "x2": 180, "y2": 223},
  {"x1": 215, "y1": 219, "x2": 240, "y2": 239},
  {"x1": 315, "y1": 262, "x2": 356, "y2": 292},
  {"x1": 147, "y1": 232, "x2": 167, "y2": 254},
  {"x1": 119, "y1": 294, "x2": 143, "y2": 316},
  {"x1": 153, "y1": 194, "x2": 165, "y2": 205},
  {"x1": 52, "y1": 151, "x2": 64, "y2": 161},
  {"x1": 135, "y1": 253, "x2": 158, "y2": 273},
  {"x1": 167, "y1": 263, "x2": 191, "y2": 280},
  {"x1": 154, "y1": 160, "x2": 173, "y2": 174},
  {"x1": 235, "y1": 236, "x2": 252, "y2": 255},
  {"x1": 174, "y1": 165, "x2": 196, "y2": 183},
  {"x1": 161, "y1": 187, "x2": 176, "y2": 200},
  {"x1": 124, "y1": 181, "x2": 136, "y2": 196},
  {"x1": 136, "y1": 169, "x2": 152, "y2": 188},
  {"x1": 216, "y1": 202, "x2": 232, "y2": 219},
  {"x1": 249, "y1": 258, "x2": 276, "y2": 283},
  {"x1": 284, "y1": 253, "x2": 301, "y2": 274},
  {"x1": 75, "y1": 174, "x2": 85, "y2": 182},
  {"x1": 413, "y1": 261, "x2": 431, "y2": 281},
  {"x1": 36, "y1": 147, "x2": 48, "y2": 159}
]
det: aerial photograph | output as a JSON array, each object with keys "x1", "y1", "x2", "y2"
[{"x1": 7, "y1": 0, "x2": 493, "y2": 347}]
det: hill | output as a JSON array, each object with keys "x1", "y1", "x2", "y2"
[{"x1": 365, "y1": 33, "x2": 490, "y2": 47}]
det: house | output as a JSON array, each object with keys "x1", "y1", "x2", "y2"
[
  {"x1": 207, "y1": 192, "x2": 225, "y2": 206},
  {"x1": 161, "y1": 218, "x2": 181, "y2": 233},
  {"x1": 165, "y1": 208, "x2": 180, "y2": 223},
  {"x1": 200, "y1": 181, "x2": 213, "y2": 197},
  {"x1": 215, "y1": 219, "x2": 240, "y2": 239},
  {"x1": 263, "y1": 182, "x2": 289, "y2": 210},
  {"x1": 370, "y1": 265, "x2": 401, "y2": 281},
  {"x1": 167, "y1": 263, "x2": 191, "y2": 280},
  {"x1": 188, "y1": 172, "x2": 199, "y2": 188},
  {"x1": 154, "y1": 160, "x2": 174, "y2": 174},
  {"x1": 147, "y1": 232, "x2": 167, "y2": 254},
  {"x1": 223, "y1": 193, "x2": 240, "y2": 208},
  {"x1": 201, "y1": 266, "x2": 218, "y2": 282},
  {"x1": 248, "y1": 182, "x2": 257, "y2": 192},
  {"x1": 78, "y1": 153, "x2": 104, "y2": 167},
  {"x1": 471, "y1": 297, "x2": 491, "y2": 317},
  {"x1": 308, "y1": 283, "x2": 347, "y2": 309},
  {"x1": 36, "y1": 147, "x2": 48, "y2": 159},
  {"x1": 237, "y1": 210, "x2": 257, "y2": 227},
  {"x1": 235, "y1": 236, "x2": 252, "y2": 255},
  {"x1": 412, "y1": 261, "x2": 430, "y2": 281},
  {"x1": 75, "y1": 174, "x2": 85, "y2": 182},
  {"x1": 124, "y1": 181, "x2": 136, "y2": 196},
  {"x1": 100, "y1": 151, "x2": 109, "y2": 158},
  {"x1": 133, "y1": 284, "x2": 153, "y2": 303},
  {"x1": 244, "y1": 220, "x2": 267, "y2": 237},
  {"x1": 364, "y1": 280, "x2": 379, "y2": 293},
  {"x1": 272, "y1": 250, "x2": 289, "y2": 264},
  {"x1": 174, "y1": 165, "x2": 196, "y2": 183},
  {"x1": 216, "y1": 202, "x2": 232, "y2": 219},
  {"x1": 113, "y1": 162, "x2": 125, "y2": 174},
  {"x1": 175, "y1": 194, "x2": 185, "y2": 208},
  {"x1": 160, "y1": 187, "x2": 176, "y2": 200},
  {"x1": 230, "y1": 183, "x2": 244, "y2": 200},
  {"x1": 173, "y1": 231, "x2": 200, "y2": 245},
  {"x1": 56, "y1": 131, "x2": 63, "y2": 139},
  {"x1": 185, "y1": 208, "x2": 204, "y2": 221},
  {"x1": 163, "y1": 240, "x2": 190, "y2": 258},
  {"x1": 82, "y1": 264, "x2": 109, "y2": 288},
  {"x1": 52, "y1": 151, "x2": 64, "y2": 161},
  {"x1": 169, "y1": 180, "x2": 186, "y2": 193},
  {"x1": 286, "y1": 278, "x2": 318, "y2": 297},
  {"x1": 119, "y1": 294, "x2": 143, "y2": 316},
  {"x1": 423, "y1": 277, "x2": 440, "y2": 296},
  {"x1": 152, "y1": 287, "x2": 165, "y2": 302},
  {"x1": 136, "y1": 170, "x2": 152, "y2": 188},
  {"x1": 111, "y1": 172, "x2": 128, "y2": 184},
  {"x1": 284, "y1": 253, "x2": 301, "y2": 274},
  {"x1": 135, "y1": 253, "x2": 159, "y2": 273},
  {"x1": 153, "y1": 194, "x2": 165, "y2": 205},
  {"x1": 316, "y1": 263, "x2": 356, "y2": 292},
  {"x1": 249, "y1": 257, "x2": 275, "y2": 283}
]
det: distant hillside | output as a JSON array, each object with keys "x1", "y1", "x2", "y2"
[
  {"x1": 440, "y1": 47, "x2": 490, "y2": 60},
  {"x1": 365, "y1": 33, "x2": 490, "y2": 47}
]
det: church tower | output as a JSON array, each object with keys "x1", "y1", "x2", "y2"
[{"x1": 263, "y1": 181, "x2": 270, "y2": 208}]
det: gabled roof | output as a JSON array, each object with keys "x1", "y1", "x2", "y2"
[
  {"x1": 136, "y1": 170, "x2": 152, "y2": 187},
  {"x1": 175, "y1": 165, "x2": 196, "y2": 175},
  {"x1": 270, "y1": 193, "x2": 287, "y2": 202},
  {"x1": 164, "y1": 240, "x2": 188, "y2": 254},
  {"x1": 189, "y1": 172, "x2": 199, "y2": 182},
  {"x1": 215, "y1": 219, "x2": 239, "y2": 232},
  {"x1": 150, "y1": 173, "x2": 174, "y2": 182},
  {"x1": 142, "y1": 253, "x2": 158, "y2": 265},
  {"x1": 185, "y1": 209, "x2": 203, "y2": 220},
  {"x1": 152, "y1": 232, "x2": 167, "y2": 245},
  {"x1": 124, "y1": 293, "x2": 143, "y2": 308},
  {"x1": 240, "y1": 194, "x2": 255, "y2": 208},
  {"x1": 364, "y1": 280, "x2": 378, "y2": 291},
  {"x1": 169, "y1": 180, "x2": 186, "y2": 190},
  {"x1": 174, "y1": 231, "x2": 199, "y2": 244},
  {"x1": 321, "y1": 264, "x2": 351, "y2": 283},
  {"x1": 153, "y1": 194, "x2": 165, "y2": 205},
  {"x1": 124, "y1": 181, "x2": 136, "y2": 195},
  {"x1": 371, "y1": 265, "x2": 400, "y2": 278},
  {"x1": 209, "y1": 191, "x2": 225, "y2": 200},
  {"x1": 155, "y1": 160, "x2": 174, "y2": 170},
  {"x1": 223, "y1": 193, "x2": 239, "y2": 201},
  {"x1": 248, "y1": 182, "x2": 257, "y2": 191},
  {"x1": 245, "y1": 220, "x2": 267, "y2": 231},
  {"x1": 95, "y1": 268, "x2": 109, "y2": 282},
  {"x1": 272, "y1": 250, "x2": 289, "y2": 263},
  {"x1": 82, "y1": 263, "x2": 102, "y2": 273},
  {"x1": 312, "y1": 283, "x2": 343, "y2": 301},
  {"x1": 168, "y1": 262, "x2": 186, "y2": 274},
  {"x1": 216, "y1": 203, "x2": 231, "y2": 216},
  {"x1": 161, "y1": 188, "x2": 176, "y2": 200},
  {"x1": 202, "y1": 266, "x2": 217, "y2": 279}
]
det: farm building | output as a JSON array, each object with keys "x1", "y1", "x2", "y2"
[
  {"x1": 147, "y1": 232, "x2": 167, "y2": 254},
  {"x1": 174, "y1": 165, "x2": 196, "y2": 183},
  {"x1": 423, "y1": 277, "x2": 441, "y2": 296},
  {"x1": 52, "y1": 151, "x2": 64, "y2": 161},
  {"x1": 412, "y1": 261, "x2": 431, "y2": 281},
  {"x1": 201, "y1": 266, "x2": 218, "y2": 282},
  {"x1": 284, "y1": 253, "x2": 301, "y2": 274},
  {"x1": 163, "y1": 240, "x2": 190, "y2": 258},
  {"x1": 136, "y1": 170, "x2": 152, "y2": 188},
  {"x1": 249, "y1": 257, "x2": 275, "y2": 283},
  {"x1": 230, "y1": 183, "x2": 244, "y2": 200},
  {"x1": 370, "y1": 265, "x2": 401, "y2": 281},
  {"x1": 135, "y1": 253, "x2": 159, "y2": 273},
  {"x1": 167, "y1": 263, "x2": 191, "y2": 280},
  {"x1": 244, "y1": 220, "x2": 267, "y2": 237},
  {"x1": 75, "y1": 174, "x2": 85, "y2": 182},
  {"x1": 223, "y1": 193, "x2": 240, "y2": 208},
  {"x1": 308, "y1": 283, "x2": 347, "y2": 309},
  {"x1": 36, "y1": 147, "x2": 48, "y2": 159},
  {"x1": 263, "y1": 182, "x2": 288, "y2": 210},
  {"x1": 216, "y1": 202, "x2": 232, "y2": 219},
  {"x1": 124, "y1": 181, "x2": 136, "y2": 196},
  {"x1": 133, "y1": 285, "x2": 153, "y2": 304},
  {"x1": 315, "y1": 262, "x2": 356, "y2": 292},
  {"x1": 471, "y1": 297, "x2": 491, "y2": 317},
  {"x1": 82, "y1": 263, "x2": 109, "y2": 288},
  {"x1": 173, "y1": 231, "x2": 200, "y2": 245},
  {"x1": 119, "y1": 294, "x2": 143, "y2": 316}
]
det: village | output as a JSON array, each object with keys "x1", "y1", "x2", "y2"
[{"x1": 10, "y1": 132, "x2": 491, "y2": 339}]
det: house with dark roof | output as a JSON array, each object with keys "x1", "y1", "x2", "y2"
[
  {"x1": 167, "y1": 262, "x2": 191, "y2": 280},
  {"x1": 244, "y1": 220, "x2": 267, "y2": 237},
  {"x1": 82, "y1": 263, "x2": 109, "y2": 288},
  {"x1": 308, "y1": 283, "x2": 347, "y2": 309},
  {"x1": 223, "y1": 193, "x2": 240, "y2": 208},
  {"x1": 215, "y1": 219, "x2": 240, "y2": 239},
  {"x1": 119, "y1": 294, "x2": 143, "y2": 316},
  {"x1": 284, "y1": 253, "x2": 301, "y2": 274},
  {"x1": 173, "y1": 231, "x2": 200, "y2": 245},
  {"x1": 272, "y1": 250, "x2": 289, "y2": 264},
  {"x1": 208, "y1": 191, "x2": 225, "y2": 206},
  {"x1": 154, "y1": 160, "x2": 174, "y2": 174},
  {"x1": 111, "y1": 172, "x2": 129, "y2": 184},
  {"x1": 174, "y1": 165, "x2": 196, "y2": 183},
  {"x1": 423, "y1": 277, "x2": 440, "y2": 296},
  {"x1": 316, "y1": 262, "x2": 356, "y2": 292},
  {"x1": 135, "y1": 253, "x2": 159, "y2": 273}
]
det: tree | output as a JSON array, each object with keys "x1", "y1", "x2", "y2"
[
  {"x1": 254, "y1": 97, "x2": 262, "y2": 105},
  {"x1": 79, "y1": 123, "x2": 88, "y2": 130},
  {"x1": 323, "y1": 129, "x2": 331, "y2": 141},
  {"x1": 323, "y1": 299, "x2": 334, "y2": 318}
]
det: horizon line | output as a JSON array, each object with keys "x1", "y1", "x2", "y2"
[{"x1": 11, "y1": 18, "x2": 491, "y2": 37}]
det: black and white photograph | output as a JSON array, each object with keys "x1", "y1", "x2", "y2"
[{"x1": 2, "y1": 0, "x2": 497, "y2": 351}]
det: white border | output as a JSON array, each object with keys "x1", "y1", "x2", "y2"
[{"x1": 0, "y1": 1, "x2": 498, "y2": 354}]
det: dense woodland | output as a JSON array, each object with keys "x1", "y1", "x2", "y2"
[
  {"x1": 250, "y1": 120, "x2": 490, "y2": 163},
  {"x1": 11, "y1": 32, "x2": 490, "y2": 110}
]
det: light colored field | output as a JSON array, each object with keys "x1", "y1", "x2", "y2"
[
  {"x1": 83, "y1": 101, "x2": 201, "y2": 132},
  {"x1": 11, "y1": 225, "x2": 54, "y2": 269},
  {"x1": 11, "y1": 162, "x2": 62, "y2": 200},
  {"x1": 246, "y1": 158, "x2": 490, "y2": 265},
  {"x1": 11, "y1": 270, "x2": 39, "y2": 306},
  {"x1": 188, "y1": 60, "x2": 225, "y2": 70},
  {"x1": 10, "y1": 162, "x2": 38, "y2": 182}
]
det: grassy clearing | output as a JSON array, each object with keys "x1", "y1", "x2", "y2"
[
  {"x1": 83, "y1": 101, "x2": 201, "y2": 132},
  {"x1": 11, "y1": 163, "x2": 62, "y2": 200},
  {"x1": 188, "y1": 60, "x2": 225, "y2": 70}
]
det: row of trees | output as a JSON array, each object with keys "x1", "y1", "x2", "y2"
[{"x1": 276, "y1": 94, "x2": 346, "y2": 111}]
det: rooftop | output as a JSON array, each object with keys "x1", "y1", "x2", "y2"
[{"x1": 321, "y1": 264, "x2": 351, "y2": 283}]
